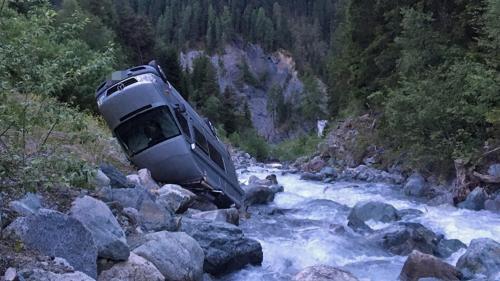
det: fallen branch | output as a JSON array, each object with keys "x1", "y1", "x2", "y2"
[{"x1": 472, "y1": 171, "x2": 500, "y2": 184}]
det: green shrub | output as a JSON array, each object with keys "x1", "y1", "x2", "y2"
[
  {"x1": 270, "y1": 134, "x2": 321, "y2": 162},
  {"x1": 228, "y1": 129, "x2": 269, "y2": 161}
]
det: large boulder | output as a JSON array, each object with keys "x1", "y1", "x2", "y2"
[
  {"x1": 458, "y1": 187, "x2": 488, "y2": 210},
  {"x1": 399, "y1": 250, "x2": 462, "y2": 281},
  {"x1": 100, "y1": 163, "x2": 135, "y2": 189},
  {"x1": 137, "y1": 199, "x2": 177, "y2": 231},
  {"x1": 18, "y1": 269, "x2": 94, "y2": 281},
  {"x1": 436, "y1": 239, "x2": 467, "y2": 258},
  {"x1": 4, "y1": 209, "x2": 98, "y2": 278},
  {"x1": 248, "y1": 175, "x2": 273, "y2": 186},
  {"x1": 347, "y1": 201, "x2": 399, "y2": 232},
  {"x1": 98, "y1": 186, "x2": 154, "y2": 210},
  {"x1": 93, "y1": 169, "x2": 111, "y2": 189},
  {"x1": 70, "y1": 196, "x2": 129, "y2": 261},
  {"x1": 300, "y1": 172, "x2": 325, "y2": 181},
  {"x1": 242, "y1": 184, "x2": 275, "y2": 206},
  {"x1": 456, "y1": 238, "x2": 500, "y2": 280},
  {"x1": 9, "y1": 193, "x2": 43, "y2": 216},
  {"x1": 98, "y1": 252, "x2": 163, "y2": 281},
  {"x1": 179, "y1": 218, "x2": 263, "y2": 275},
  {"x1": 403, "y1": 172, "x2": 428, "y2": 197},
  {"x1": 302, "y1": 156, "x2": 326, "y2": 173},
  {"x1": 156, "y1": 184, "x2": 196, "y2": 213},
  {"x1": 292, "y1": 265, "x2": 359, "y2": 281},
  {"x1": 319, "y1": 166, "x2": 337, "y2": 178},
  {"x1": 190, "y1": 208, "x2": 240, "y2": 225},
  {"x1": 370, "y1": 222, "x2": 440, "y2": 256},
  {"x1": 132, "y1": 231, "x2": 204, "y2": 281}
]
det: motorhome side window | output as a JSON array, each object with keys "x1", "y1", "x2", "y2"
[
  {"x1": 208, "y1": 142, "x2": 225, "y2": 171},
  {"x1": 175, "y1": 111, "x2": 191, "y2": 139},
  {"x1": 114, "y1": 106, "x2": 180, "y2": 156},
  {"x1": 194, "y1": 127, "x2": 209, "y2": 154}
]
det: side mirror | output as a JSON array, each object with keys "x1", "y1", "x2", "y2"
[{"x1": 175, "y1": 103, "x2": 186, "y2": 113}]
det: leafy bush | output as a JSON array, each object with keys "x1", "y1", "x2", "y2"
[
  {"x1": 270, "y1": 134, "x2": 321, "y2": 162},
  {"x1": 228, "y1": 129, "x2": 269, "y2": 161}
]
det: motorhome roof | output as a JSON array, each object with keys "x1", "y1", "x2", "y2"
[{"x1": 95, "y1": 65, "x2": 163, "y2": 98}]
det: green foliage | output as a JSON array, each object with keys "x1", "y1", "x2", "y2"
[
  {"x1": 229, "y1": 129, "x2": 269, "y2": 161},
  {"x1": 383, "y1": 59, "x2": 500, "y2": 172},
  {"x1": 270, "y1": 134, "x2": 321, "y2": 162},
  {"x1": 0, "y1": 1, "x2": 115, "y2": 111}
]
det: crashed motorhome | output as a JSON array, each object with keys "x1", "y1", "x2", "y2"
[{"x1": 95, "y1": 61, "x2": 244, "y2": 207}]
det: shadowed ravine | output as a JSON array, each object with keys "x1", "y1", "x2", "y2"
[{"x1": 220, "y1": 165, "x2": 500, "y2": 281}]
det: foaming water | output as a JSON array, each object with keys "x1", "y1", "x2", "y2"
[{"x1": 221, "y1": 165, "x2": 500, "y2": 281}]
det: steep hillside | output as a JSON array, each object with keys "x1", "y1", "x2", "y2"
[{"x1": 181, "y1": 42, "x2": 326, "y2": 142}]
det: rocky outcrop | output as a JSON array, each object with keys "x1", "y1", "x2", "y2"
[
  {"x1": 4, "y1": 209, "x2": 98, "y2": 278},
  {"x1": 179, "y1": 218, "x2": 263, "y2": 275},
  {"x1": 98, "y1": 253, "x2": 163, "y2": 281},
  {"x1": 137, "y1": 199, "x2": 177, "y2": 231},
  {"x1": 70, "y1": 196, "x2": 129, "y2": 261},
  {"x1": 399, "y1": 250, "x2": 462, "y2": 281},
  {"x1": 292, "y1": 265, "x2": 359, "y2": 281},
  {"x1": 456, "y1": 238, "x2": 500, "y2": 280},
  {"x1": 156, "y1": 184, "x2": 196, "y2": 213},
  {"x1": 132, "y1": 231, "x2": 204, "y2": 281},
  {"x1": 17, "y1": 269, "x2": 95, "y2": 281},
  {"x1": 458, "y1": 187, "x2": 488, "y2": 210}
]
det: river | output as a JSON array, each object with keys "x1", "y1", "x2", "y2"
[{"x1": 221, "y1": 164, "x2": 500, "y2": 281}]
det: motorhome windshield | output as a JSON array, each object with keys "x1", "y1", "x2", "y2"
[{"x1": 115, "y1": 106, "x2": 180, "y2": 156}]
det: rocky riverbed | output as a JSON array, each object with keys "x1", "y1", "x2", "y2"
[{"x1": 1, "y1": 153, "x2": 499, "y2": 281}]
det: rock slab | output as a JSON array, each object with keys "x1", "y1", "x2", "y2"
[
  {"x1": 133, "y1": 231, "x2": 204, "y2": 281},
  {"x1": 4, "y1": 209, "x2": 98, "y2": 278},
  {"x1": 98, "y1": 252, "x2": 163, "y2": 281},
  {"x1": 180, "y1": 218, "x2": 263, "y2": 275},
  {"x1": 399, "y1": 250, "x2": 462, "y2": 281},
  {"x1": 456, "y1": 238, "x2": 500, "y2": 280},
  {"x1": 70, "y1": 196, "x2": 129, "y2": 261}
]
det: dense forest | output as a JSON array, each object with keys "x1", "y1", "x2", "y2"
[{"x1": 1, "y1": 0, "x2": 500, "y2": 179}]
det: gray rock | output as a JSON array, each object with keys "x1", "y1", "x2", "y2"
[
  {"x1": 203, "y1": 273, "x2": 215, "y2": 281},
  {"x1": 484, "y1": 194, "x2": 500, "y2": 212},
  {"x1": 488, "y1": 164, "x2": 500, "y2": 177},
  {"x1": 269, "y1": 184, "x2": 285, "y2": 193},
  {"x1": 18, "y1": 269, "x2": 94, "y2": 281},
  {"x1": 340, "y1": 165, "x2": 404, "y2": 184},
  {"x1": 133, "y1": 231, "x2": 204, "y2": 281},
  {"x1": 265, "y1": 174, "x2": 279, "y2": 185},
  {"x1": 98, "y1": 252, "x2": 163, "y2": 281},
  {"x1": 93, "y1": 169, "x2": 111, "y2": 189},
  {"x1": 319, "y1": 166, "x2": 337, "y2": 178},
  {"x1": 123, "y1": 207, "x2": 140, "y2": 225},
  {"x1": 243, "y1": 184, "x2": 275, "y2": 206},
  {"x1": 137, "y1": 168, "x2": 160, "y2": 191},
  {"x1": 138, "y1": 199, "x2": 177, "y2": 232},
  {"x1": 100, "y1": 163, "x2": 134, "y2": 189},
  {"x1": 348, "y1": 201, "x2": 399, "y2": 225},
  {"x1": 456, "y1": 238, "x2": 500, "y2": 280},
  {"x1": 190, "y1": 208, "x2": 240, "y2": 225},
  {"x1": 70, "y1": 196, "x2": 129, "y2": 261},
  {"x1": 4, "y1": 209, "x2": 98, "y2": 278},
  {"x1": 292, "y1": 265, "x2": 359, "y2": 281},
  {"x1": 399, "y1": 250, "x2": 462, "y2": 281},
  {"x1": 189, "y1": 196, "x2": 219, "y2": 211},
  {"x1": 458, "y1": 187, "x2": 488, "y2": 210},
  {"x1": 428, "y1": 192, "x2": 454, "y2": 206},
  {"x1": 300, "y1": 172, "x2": 325, "y2": 181},
  {"x1": 404, "y1": 172, "x2": 428, "y2": 197},
  {"x1": 179, "y1": 218, "x2": 263, "y2": 275},
  {"x1": 156, "y1": 184, "x2": 196, "y2": 213},
  {"x1": 4, "y1": 267, "x2": 16, "y2": 281},
  {"x1": 371, "y1": 222, "x2": 439, "y2": 256},
  {"x1": 436, "y1": 239, "x2": 466, "y2": 258},
  {"x1": 99, "y1": 186, "x2": 154, "y2": 210},
  {"x1": 9, "y1": 193, "x2": 43, "y2": 216}
]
